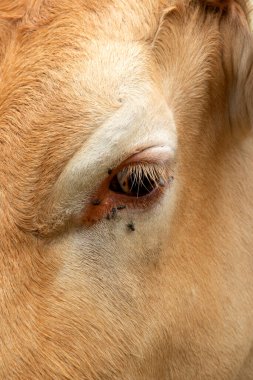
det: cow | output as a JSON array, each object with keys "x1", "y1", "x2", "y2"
[{"x1": 0, "y1": 0, "x2": 253, "y2": 379}]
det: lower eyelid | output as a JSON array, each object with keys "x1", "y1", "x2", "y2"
[{"x1": 80, "y1": 187, "x2": 164, "y2": 226}]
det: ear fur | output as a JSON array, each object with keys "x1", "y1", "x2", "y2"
[
  {"x1": 203, "y1": 0, "x2": 253, "y2": 132},
  {"x1": 200, "y1": 0, "x2": 251, "y2": 19},
  {"x1": 231, "y1": 28, "x2": 253, "y2": 132},
  {"x1": 154, "y1": 0, "x2": 253, "y2": 132},
  {"x1": 219, "y1": 0, "x2": 253, "y2": 132}
]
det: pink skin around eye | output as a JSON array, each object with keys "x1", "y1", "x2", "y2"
[{"x1": 78, "y1": 146, "x2": 175, "y2": 226}]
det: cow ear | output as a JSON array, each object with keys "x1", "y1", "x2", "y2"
[
  {"x1": 200, "y1": 0, "x2": 250, "y2": 19},
  {"x1": 230, "y1": 25, "x2": 253, "y2": 133},
  {"x1": 205, "y1": 0, "x2": 253, "y2": 132},
  {"x1": 222, "y1": 3, "x2": 253, "y2": 133}
]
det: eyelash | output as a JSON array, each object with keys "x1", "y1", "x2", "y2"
[{"x1": 109, "y1": 163, "x2": 167, "y2": 197}]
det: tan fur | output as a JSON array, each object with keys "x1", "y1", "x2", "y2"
[{"x1": 0, "y1": 1, "x2": 253, "y2": 379}]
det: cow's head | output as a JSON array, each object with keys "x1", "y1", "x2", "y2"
[{"x1": 0, "y1": 0, "x2": 253, "y2": 379}]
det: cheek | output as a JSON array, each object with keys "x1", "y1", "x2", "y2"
[
  {"x1": 57, "y1": 186, "x2": 176, "y2": 280},
  {"x1": 41, "y1": 187, "x2": 177, "y2": 370}
]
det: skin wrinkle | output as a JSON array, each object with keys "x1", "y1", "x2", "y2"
[{"x1": 0, "y1": 1, "x2": 253, "y2": 379}]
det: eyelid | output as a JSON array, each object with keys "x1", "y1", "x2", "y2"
[{"x1": 124, "y1": 146, "x2": 175, "y2": 165}]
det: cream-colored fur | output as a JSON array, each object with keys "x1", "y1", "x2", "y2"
[{"x1": 0, "y1": 1, "x2": 253, "y2": 379}]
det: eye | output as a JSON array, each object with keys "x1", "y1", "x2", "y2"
[
  {"x1": 82, "y1": 146, "x2": 175, "y2": 225},
  {"x1": 109, "y1": 164, "x2": 165, "y2": 197}
]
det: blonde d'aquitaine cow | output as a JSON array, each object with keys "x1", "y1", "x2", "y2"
[{"x1": 0, "y1": 0, "x2": 253, "y2": 379}]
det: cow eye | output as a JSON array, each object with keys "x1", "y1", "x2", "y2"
[
  {"x1": 84, "y1": 148, "x2": 175, "y2": 225},
  {"x1": 109, "y1": 164, "x2": 165, "y2": 197}
]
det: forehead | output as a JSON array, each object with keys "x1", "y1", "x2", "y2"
[
  {"x1": 0, "y1": 0, "x2": 231, "y2": 152},
  {"x1": 68, "y1": 39, "x2": 155, "y2": 119},
  {"x1": 0, "y1": 3, "x2": 158, "y2": 124}
]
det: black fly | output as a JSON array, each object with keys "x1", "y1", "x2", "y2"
[
  {"x1": 91, "y1": 199, "x2": 101, "y2": 206},
  {"x1": 116, "y1": 205, "x2": 126, "y2": 210},
  {"x1": 127, "y1": 222, "x2": 135, "y2": 232},
  {"x1": 106, "y1": 207, "x2": 117, "y2": 220}
]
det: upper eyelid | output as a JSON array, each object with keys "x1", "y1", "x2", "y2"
[
  {"x1": 102, "y1": 145, "x2": 176, "y2": 182},
  {"x1": 123, "y1": 146, "x2": 176, "y2": 165}
]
